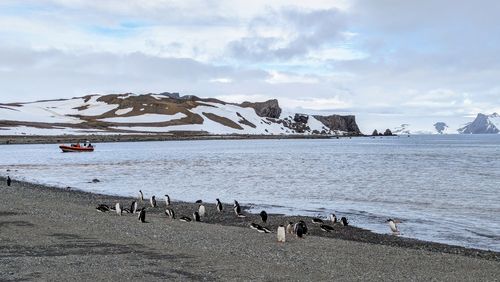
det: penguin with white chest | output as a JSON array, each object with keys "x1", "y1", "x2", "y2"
[
  {"x1": 198, "y1": 204, "x2": 206, "y2": 217},
  {"x1": 233, "y1": 201, "x2": 245, "y2": 217},
  {"x1": 216, "y1": 199, "x2": 223, "y2": 212},
  {"x1": 138, "y1": 190, "x2": 144, "y2": 202},
  {"x1": 165, "y1": 194, "x2": 170, "y2": 206},
  {"x1": 386, "y1": 219, "x2": 400, "y2": 234},
  {"x1": 165, "y1": 208, "x2": 175, "y2": 219},
  {"x1": 277, "y1": 225, "x2": 286, "y2": 242},
  {"x1": 286, "y1": 222, "x2": 294, "y2": 234},
  {"x1": 328, "y1": 213, "x2": 337, "y2": 224},
  {"x1": 150, "y1": 196, "x2": 157, "y2": 208},
  {"x1": 115, "y1": 203, "x2": 122, "y2": 216},
  {"x1": 193, "y1": 212, "x2": 201, "y2": 222},
  {"x1": 138, "y1": 208, "x2": 146, "y2": 223},
  {"x1": 130, "y1": 201, "x2": 138, "y2": 214}
]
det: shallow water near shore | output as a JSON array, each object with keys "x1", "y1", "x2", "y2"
[{"x1": 1, "y1": 135, "x2": 499, "y2": 251}]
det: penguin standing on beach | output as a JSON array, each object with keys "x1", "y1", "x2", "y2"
[
  {"x1": 294, "y1": 221, "x2": 308, "y2": 238},
  {"x1": 198, "y1": 204, "x2": 206, "y2": 217},
  {"x1": 277, "y1": 225, "x2": 286, "y2": 242},
  {"x1": 150, "y1": 196, "x2": 157, "y2": 208},
  {"x1": 233, "y1": 201, "x2": 245, "y2": 217},
  {"x1": 138, "y1": 208, "x2": 146, "y2": 223},
  {"x1": 115, "y1": 203, "x2": 122, "y2": 216},
  {"x1": 7, "y1": 176, "x2": 11, "y2": 186},
  {"x1": 328, "y1": 213, "x2": 337, "y2": 224},
  {"x1": 193, "y1": 211, "x2": 201, "y2": 222},
  {"x1": 386, "y1": 219, "x2": 400, "y2": 234},
  {"x1": 165, "y1": 194, "x2": 171, "y2": 206},
  {"x1": 260, "y1": 211, "x2": 268, "y2": 224},
  {"x1": 216, "y1": 199, "x2": 223, "y2": 212},
  {"x1": 286, "y1": 222, "x2": 294, "y2": 234},
  {"x1": 139, "y1": 190, "x2": 144, "y2": 202},
  {"x1": 340, "y1": 217, "x2": 349, "y2": 226},
  {"x1": 130, "y1": 201, "x2": 138, "y2": 214}
]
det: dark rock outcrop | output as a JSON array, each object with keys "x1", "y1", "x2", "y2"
[
  {"x1": 240, "y1": 99, "x2": 281, "y2": 119},
  {"x1": 314, "y1": 115, "x2": 361, "y2": 135},
  {"x1": 383, "y1": 129, "x2": 393, "y2": 136},
  {"x1": 294, "y1": 114, "x2": 309, "y2": 123},
  {"x1": 458, "y1": 113, "x2": 499, "y2": 134}
]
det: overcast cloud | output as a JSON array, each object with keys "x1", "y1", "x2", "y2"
[{"x1": 0, "y1": 0, "x2": 499, "y2": 131}]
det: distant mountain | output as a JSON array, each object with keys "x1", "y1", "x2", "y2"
[
  {"x1": 458, "y1": 113, "x2": 500, "y2": 134},
  {"x1": 0, "y1": 93, "x2": 361, "y2": 136},
  {"x1": 433, "y1": 122, "x2": 449, "y2": 134}
]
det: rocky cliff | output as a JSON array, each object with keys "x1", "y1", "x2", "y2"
[
  {"x1": 313, "y1": 115, "x2": 362, "y2": 135},
  {"x1": 239, "y1": 99, "x2": 281, "y2": 119}
]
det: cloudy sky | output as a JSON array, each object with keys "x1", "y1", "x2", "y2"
[{"x1": 1, "y1": 0, "x2": 499, "y2": 131}]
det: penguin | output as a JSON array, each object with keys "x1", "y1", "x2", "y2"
[
  {"x1": 234, "y1": 204, "x2": 242, "y2": 216},
  {"x1": 328, "y1": 213, "x2": 337, "y2": 224},
  {"x1": 165, "y1": 194, "x2": 171, "y2": 206},
  {"x1": 193, "y1": 212, "x2": 201, "y2": 222},
  {"x1": 150, "y1": 196, "x2": 157, "y2": 208},
  {"x1": 260, "y1": 211, "x2": 268, "y2": 224},
  {"x1": 320, "y1": 224, "x2": 334, "y2": 232},
  {"x1": 138, "y1": 208, "x2": 146, "y2": 223},
  {"x1": 139, "y1": 190, "x2": 144, "y2": 202},
  {"x1": 7, "y1": 176, "x2": 11, "y2": 186},
  {"x1": 122, "y1": 208, "x2": 131, "y2": 214},
  {"x1": 277, "y1": 225, "x2": 286, "y2": 242},
  {"x1": 250, "y1": 223, "x2": 261, "y2": 230},
  {"x1": 198, "y1": 204, "x2": 206, "y2": 217},
  {"x1": 165, "y1": 208, "x2": 175, "y2": 219},
  {"x1": 294, "y1": 221, "x2": 308, "y2": 238},
  {"x1": 130, "y1": 201, "x2": 138, "y2": 214},
  {"x1": 233, "y1": 200, "x2": 239, "y2": 207},
  {"x1": 286, "y1": 222, "x2": 294, "y2": 234},
  {"x1": 96, "y1": 204, "x2": 110, "y2": 212},
  {"x1": 115, "y1": 203, "x2": 122, "y2": 216},
  {"x1": 386, "y1": 219, "x2": 399, "y2": 234},
  {"x1": 312, "y1": 218, "x2": 324, "y2": 224},
  {"x1": 340, "y1": 217, "x2": 349, "y2": 226},
  {"x1": 256, "y1": 226, "x2": 270, "y2": 233},
  {"x1": 179, "y1": 216, "x2": 191, "y2": 222},
  {"x1": 262, "y1": 227, "x2": 271, "y2": 233},
  {"x1": 294, "y1": 223, "x2": 305, "y2": 238},
  {"x1": 195, "y1": 199, "x2": 203, "y2": 204},
  {"x1": 216, "y1": 199, "x2": 223, "y2": 212}
]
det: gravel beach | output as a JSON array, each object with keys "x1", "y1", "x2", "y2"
[{"x1": 1, "y1": 177, "x2": 499, "y2": 281}]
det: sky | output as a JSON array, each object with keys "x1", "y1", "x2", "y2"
[{"x1": 0, "y1": 0, "x2": 499, "y2": 131}]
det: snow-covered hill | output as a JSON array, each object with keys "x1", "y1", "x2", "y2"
[
  {"x1": 358, "y1": 113, "x2": 500, "y2": 135},
  {"x1": 0, "y1": 93, "x2": 361, "y2": 136}
]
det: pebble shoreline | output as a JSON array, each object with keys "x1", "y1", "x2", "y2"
[{"x1": 1, "y1": 177, "x2": 499, "y2": 280}]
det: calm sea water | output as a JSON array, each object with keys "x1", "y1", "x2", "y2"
[{"x1": 1, "y1": 135, "x2": 499, "y2": 251}]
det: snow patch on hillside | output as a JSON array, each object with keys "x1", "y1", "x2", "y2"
[{"x1": 99, "y1": 113, "x2": 186, "y2": 123}]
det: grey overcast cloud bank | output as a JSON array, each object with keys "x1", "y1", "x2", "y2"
[{"x1": 0, "y1": 0, "x2": 499, "y2": 132}]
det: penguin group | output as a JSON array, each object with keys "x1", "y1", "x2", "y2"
[{"x1": 96, "y1": 191, "x2": 400, "y2": 241}]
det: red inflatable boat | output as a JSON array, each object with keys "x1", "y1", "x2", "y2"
[{"x1": 59, "y1": 143, "x2": 94, "y2": 153}]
